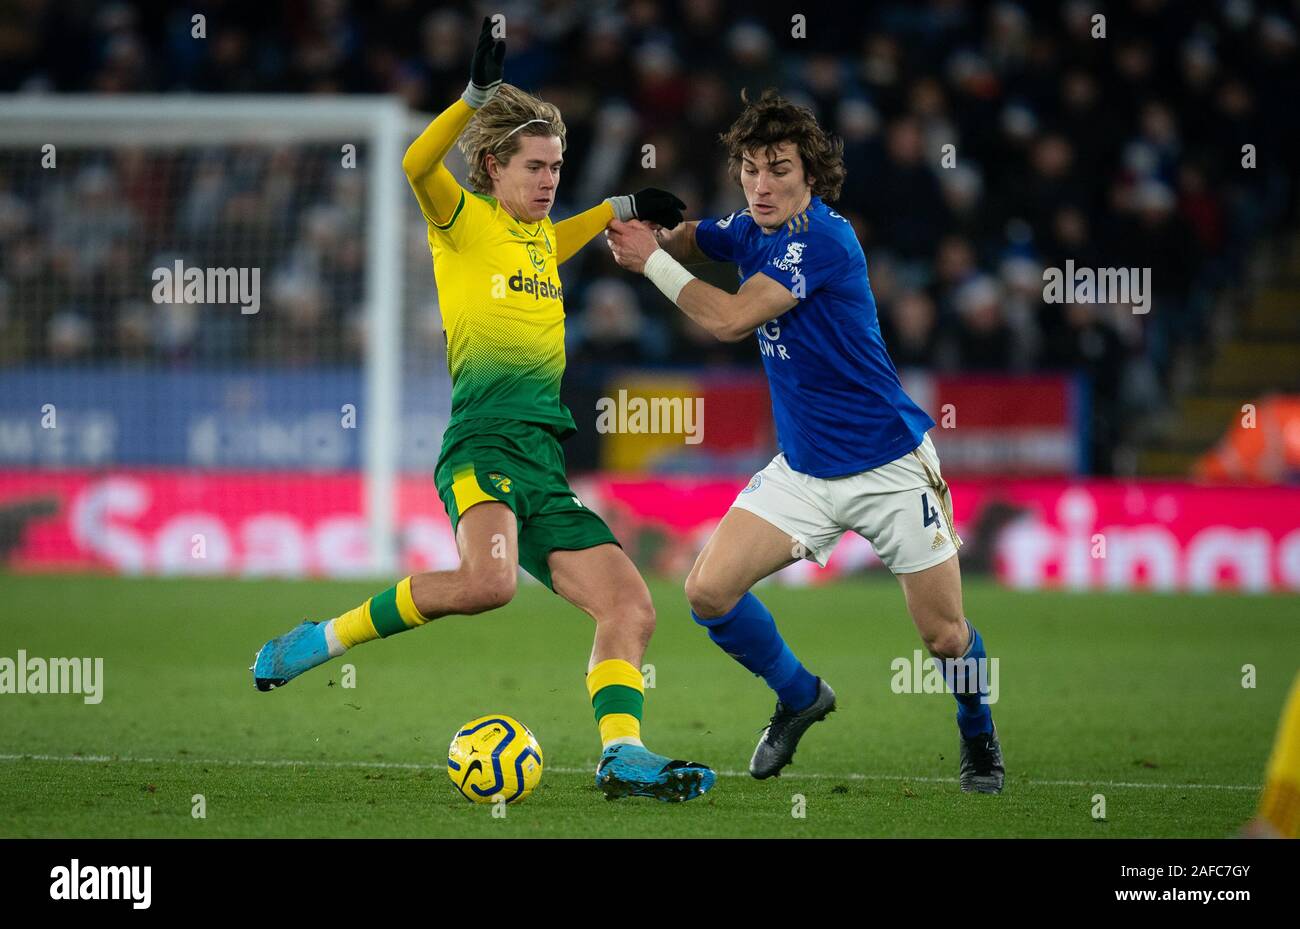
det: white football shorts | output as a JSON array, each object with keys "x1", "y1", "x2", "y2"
[{"x1": 730, "y1": 433, "x2": 961, "y2": 574}]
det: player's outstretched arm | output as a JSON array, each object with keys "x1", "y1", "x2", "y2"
[
  {"x1": 401, "y1": 17, "x2": 504, "y2": 224},
  {"x1": 607, "y1": 219, "x2": 796, "y2": 342},
  {"x1": 554, "y1": 188, "x2": 687, "y2": 265},
  {"x1": 675, "y1": 268, "x2": 796, "y2": 341}
]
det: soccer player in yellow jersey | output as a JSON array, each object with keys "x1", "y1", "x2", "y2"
[
  {"x1": 252, "y1": 18, "x2": 714, "y2": 802},
  {"x1": 1244, "y1": 671, "x2": 1300, "y2": 837}
]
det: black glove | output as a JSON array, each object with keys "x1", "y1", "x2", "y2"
[
  {"x1": 463, "y1": 16, "x2": 505, "y2": 107},
  {"x1": 631, "y1": 188, "x2": 687, "y2": 229}
]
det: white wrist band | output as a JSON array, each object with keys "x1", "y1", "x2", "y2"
[
  {"x1": 643, "y1": 248, "x2": 695, "y2": 305},
  {"x1": 461, "y1": 80, "x2": 499, "y2": 109},
  {"x1": 605, "y1": 195, "x2": 635, "y2": 222}
]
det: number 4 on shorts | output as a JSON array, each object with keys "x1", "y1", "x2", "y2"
[{"x1": 920, "y1": 492, "x2": 941, "y2": 528}]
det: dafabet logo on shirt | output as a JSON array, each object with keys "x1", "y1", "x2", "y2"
[{"x1": 506, "y1": 270, "x2": 563, "y2": 300}]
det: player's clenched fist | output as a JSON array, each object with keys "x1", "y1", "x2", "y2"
[
  {"x1": 606, "y1": 219, "x2": 661, "y2": 274},
  {"x1": 462, "y1": 16, "x2": 505, "y2": 108}
]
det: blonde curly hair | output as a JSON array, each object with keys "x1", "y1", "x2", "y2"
[{"x1": 458, "y1": 84, "x2": 567, "y2": 195}]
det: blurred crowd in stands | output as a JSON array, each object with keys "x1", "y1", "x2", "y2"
[{"x1": 0, "y1": 0, "x2": 1297, "y2": 473}]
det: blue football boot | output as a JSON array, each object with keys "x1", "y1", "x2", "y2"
[
  {"x1": 251, "y1": 620, "x2": 332, "y2": 691},
  {"x1": 595, "y1": 743, "x2": 716, "y2": 802}
]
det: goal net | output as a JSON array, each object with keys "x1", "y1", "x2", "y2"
[{"x1": 0, "y1": 94, "x2": 450, "y2": 577}]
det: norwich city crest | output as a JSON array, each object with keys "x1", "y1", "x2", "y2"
[{"x1": 526, "y1": 243, "x2": 546, "y2": 272}]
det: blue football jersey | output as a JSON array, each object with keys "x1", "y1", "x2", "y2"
[{"x1": 694, "y1": 196, "x2": 934, "y2": 477}]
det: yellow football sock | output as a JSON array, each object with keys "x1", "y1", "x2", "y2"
[
  {"x1": 586, "y1": 658, "x2": 644, "y2": 748},
  {"x1": 330, "y1": 576, "x2": 429, "y2": 650}
]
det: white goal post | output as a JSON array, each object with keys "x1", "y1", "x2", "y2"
[{"x1": 0, "y1": 94, "x2": 433, "y2": 576}]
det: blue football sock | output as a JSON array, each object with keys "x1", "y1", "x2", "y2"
[
  {"x1": 692, "y1": 592, "x2": 819, "y2": 711},
  {"x1": 935, "y1": 619, "x2": 994, "y2": 738}
]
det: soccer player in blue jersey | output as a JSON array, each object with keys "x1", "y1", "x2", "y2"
[{"x1": 607, "y1": 90, "x2": 1004, "y2": 792}]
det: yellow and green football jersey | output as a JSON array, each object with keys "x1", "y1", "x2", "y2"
[{"x1": 426, "y1": 189, "x2": 575, "y2": 437}]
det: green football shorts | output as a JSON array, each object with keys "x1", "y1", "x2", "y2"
[{"x1": 434, "y1": 417, "x2": 620, "y2": 591}]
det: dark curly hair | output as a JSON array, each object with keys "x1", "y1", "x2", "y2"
[{"x1": 719, "y1": 89, "x2": 846, "y2": 202}]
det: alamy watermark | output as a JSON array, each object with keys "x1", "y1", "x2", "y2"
[
  {"x1": 0, "y1": 650, "x2": 103, "y2": 704},
  {"x1": 595, "y1": 389, "x2": 703, "y2": 444},
  {"x1": 890, "y1": 649, "x2": 999, "y2": 705},
  {"x1": 50, "y1": 859, "x2": 150, "y2": 909},
  {"x1": 1042, "y1": 260, "x2": 1151, "y2": 314},
  {"x1": 152, "y1": 259, "x2": 261, "y2": 314}
]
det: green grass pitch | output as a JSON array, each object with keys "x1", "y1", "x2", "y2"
[{"x1": 0, "y1": 572, "x2": 1293, "y2": 837}]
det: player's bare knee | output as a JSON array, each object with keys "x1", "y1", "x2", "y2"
[
  {"x1": 684, "y1": 571, "x2": 735, "y2": 619},
  {"x1": 459, "y1": 566, "x2": 516, "y2": 614},
  {"x1": 681, "y1": 574, "x2": 712, "y2": 618},
  {"x1": 923, "y1": 618, "x2": 969, "y2": 659},
  {"x1": 600, "y1": 586, "x2": 655, "y2": 639},
  {"x1": 468, "y1": 581, "x2": 515, "y2": 614},
  {"x1": 634, "y1": 591, "x2": 656, "y2": 636}
]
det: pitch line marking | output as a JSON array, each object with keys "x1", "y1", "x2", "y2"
[{"x1": 0, "y1": 753, "x2": 1261, "y2": 792}]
